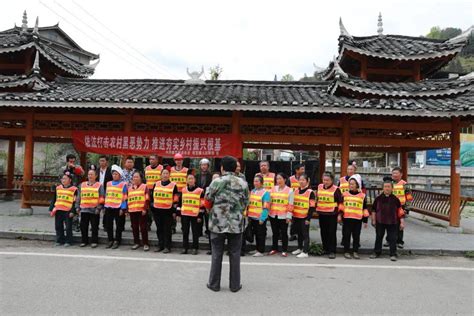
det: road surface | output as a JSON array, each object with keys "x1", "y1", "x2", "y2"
[{"x1": 0, "y1": 239, "x2": 473, "y2": 315}]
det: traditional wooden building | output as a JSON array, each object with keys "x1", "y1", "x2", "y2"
[{"x1": 0, "y1": 13, "x2": 473, "y2": 228}]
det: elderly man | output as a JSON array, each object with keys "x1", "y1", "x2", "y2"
[{"x1": 205, "y1": 156, "x2": 249, "y2": 292}]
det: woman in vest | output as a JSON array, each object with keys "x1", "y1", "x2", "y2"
[
  {"x1": 268, "y1": 173, "x2": 294, "y2": 257},
  {"x1": 316, "y1": 172, "x2": 343, "y2": 259},
  {"x1": 292, "y1": 174, "x2": 316, "y2": 258},
  {"x1": 49, "y1": 172, "x2": 78, "y2": 247},
  {"x1": 76, "y1": 167, "x2": 104, "y2": 248},
  {"x1": 128, "y1": 171, "x2": 150, "y2": 251},
  {"x1": 150, "y1": 168, "x2": 179, "y2": 253},
  {"x1": 339, "y1": 174, "x2": 369, "y2": 259},
  {"x1": 178, "y1": 174, "x2": 204, "y2": 255},
  {"x1": 246, "y1": 175, "x2": 270, "y2": 257},
  {"x1": 104, "y1": 165, "x2": 128, "y2": 249}
]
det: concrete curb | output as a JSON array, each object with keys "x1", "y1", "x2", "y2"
[{"x1": 1, "y1": 230, "x2": 471, "y2": 257}]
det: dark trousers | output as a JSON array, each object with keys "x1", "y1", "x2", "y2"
[
  {"x1": 181, "y1": 215, "x2": 200, "y2": 250},
  {"x1": 342, "y1": 218, "x2": 362, "y2": 252},
  {"x1": 386, "y1": 222, "x2": 404, "y2": 245},
  {"x1": 130, "y1": 212, "x2": 149, "y2": 246},
  {"x1": 376, "y1": 223, "x2": 398, "y2": 256},
  {"x1": 151, "y1": 208, "x2": 173, "y2": 250},
  {"x1": 293, "y1": 217, "x2": 310, "y2": 253},
  {"x1": 55, "y1": 211, "x2": 73, "y2": 244},
  {"x1": 250, "y1": 218, "x2": 267, "y2": 253},
  {"x1": 105, "y1": 208, "x2": 125, "y2": 243},
  {"x1": 269, "y1": 217, "x2": 288, "y2": 252},
  {"x1": 290, "y1": 221, "x2": 297, "y2": 237},
  {"x1": 208, "y1": 232, "x2": 242, "y2": 290},
  {"x1": 80, "y1": 212, "x2": 99, "y2": 244},
  {"x1": 319, "y1": 214, "x2": 338, "y2": 254}
]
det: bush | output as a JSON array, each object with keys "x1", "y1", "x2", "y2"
[{"x1": 308, "y1": 242, "x2": 324, "y2": 256}]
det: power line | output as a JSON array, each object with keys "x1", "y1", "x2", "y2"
[
  {"x1": 39, "y1": 0, "x2": 158, "y2": 78},
  {"x1": 70, "y1": 0, "x2": 178, "y2": 79},
  {"x1": 53, "y1": 0, "x2": 174, "y2": 78}
]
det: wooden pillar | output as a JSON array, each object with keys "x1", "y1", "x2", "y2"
[
  {"x1": 80, "y1": 151, "x2": 87, "y2": 172},
  {"x1": 401, "y1": 148, "x2": 408, "y2": 181},
  {"x1": 449, "y1": 117, "x2": 461, "y2": 228},
  {"x1": 232, "y1": 111, "x2": 243, "y2": 160},
  {"x1": 4, "y1": 139, "x2": 16, "y2": 200},
  {"x1": 319, "y1": 144, "x2": 326, "y2": 181},
  {"x1": 340, "y1": 115, "x2": 350, "y2": 177},
  {"x1": 20, "y1": 114, "x2": 34, "y2": 214}
]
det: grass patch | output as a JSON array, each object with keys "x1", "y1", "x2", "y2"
[{"x1": 464, "y1": 251, "x2": 474, "y2": 258}]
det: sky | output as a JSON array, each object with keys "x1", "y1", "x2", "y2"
[{"x1": 1, "y1": 0, "x2": 473, "y2": 80}]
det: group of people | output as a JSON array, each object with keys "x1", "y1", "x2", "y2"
[{"x1": 50, "y1": 153, "x2": 412, "y2": 263}]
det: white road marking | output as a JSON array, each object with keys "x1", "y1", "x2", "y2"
[{"x1": 1, "y1": 251, "x2": 473, "y2": 272}]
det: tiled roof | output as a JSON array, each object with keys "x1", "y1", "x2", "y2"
[
  {"x1": 339, "y1": 33, "x2": 469, "y2": 61},
  {"x1": 329, "y1": 72, "x2": 474, "y2": 98},
  {"x1": 0, "y1": 28, "x2": 95, "y2": 78},
  {"x1": 0, "y1": 73, "x2": 49, "y2": 91},
  {"x1": 0, "y1": 77, "x2": 472, "y2": 118}
]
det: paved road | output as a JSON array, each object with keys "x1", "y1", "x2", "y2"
[{"x1": 0, "y1": 239, "x2": 473, "y2": 315}]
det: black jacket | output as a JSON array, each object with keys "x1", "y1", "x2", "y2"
[
  {"x1": 195, "y1": 171, "x2": 212, "y2": 191},
  {"x1": 100, "y1": 167, "x2": 113, "y2": 191}
]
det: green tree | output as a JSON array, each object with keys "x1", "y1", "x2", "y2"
[
  {"x1": 280, "y1": 74, "x2": 295, "y2": 81},
  {"x1": 209, "y1": 65, "x2": 223, "y2": 80}
]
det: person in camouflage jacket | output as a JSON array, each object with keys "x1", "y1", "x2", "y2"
[{"x1": 205, "y1": 156, "x2": 249, "y2": 293}]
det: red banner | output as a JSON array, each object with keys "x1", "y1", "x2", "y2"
[{"x1": 72, "y1": 131, "x2": 242, "y2": 158}]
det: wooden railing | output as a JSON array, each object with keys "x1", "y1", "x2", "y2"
[
  {"x1": 365, "y1": 188, "x2": 473, "y2": 222},
  {"x1": 21, "y1": 182, "x2": 56, "y2": 207}
]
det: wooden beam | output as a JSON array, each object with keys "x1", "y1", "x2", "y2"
[
  {"x1": 413, "y1": 62, "x2": 421, "y2": 81},
  {"x1": 351, "y1": 137, "x2": 450, "y2": 148},
  {"x1": 34, "y1": 113, "x2": 127, "y2": 122},
  {"x1": 366, "y1": 68, "x2": 414, "y2": 76},
  {"x1": 232, "y1": 111, "x2": 243, "y2": 159},
  {"x1": 360, "y1": 56, "x2": 368, "y2": 80},
  {"x1": 350, "y1": 120, "x2": 451, "y2": 132},
  {"x1": 449, "y1": 117, "x2": 461, "y2": 228},
  {"x1": 240, "y1": 117, "x2": 342, "y2": 128},
  {"x1": 134, "y1": 115, "x2": 233, "y2": 125},
  {"x1": 241, "y1": 134, "x2": 341, "y2": 145},
  {"x1": 20, "y1": 113, "x2": 34, "y2": 211},
  {"x1": 340, "y1": 115, "x2": 350, "y2": 177}
]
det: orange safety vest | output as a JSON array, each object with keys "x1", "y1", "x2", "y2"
[
  {"x1": 393, "y1": 180, "x2": 407, "y2": 205},
  {"x1": 342, "y1": 191, "x2": 369, "y2": 220},
  {"x1": 316, "y1": 184, "x2": 338, "y2": 213},
  {"x1": 79, "y1": 181, "x2": 103, "y2": 209},
  {"x1": 54, "y1": 185, "x2": 77, "y2": 211},
  {"x1": 153, "y1": 181, "x2": 176, "y2": 209},
  {"x1": 270, "y1": 186, "x2": 291, "y2": 217},
  {"x1": 104, "y1": 181, "x2": 126, "y2": 209},
  {"x1": 181, "y1": 187, "x2": 204, "y2": 217},
  {"x1": 170, "y1": 166, "x2": 188, "y2": 192},
  {"x1": 247, "y1": 188, "x2": 266, "y2": 219},
  {"x1": 289, "y1": 175, "x2": 300, "y2": 191},
  {"x1": 128, "y1": 184, "x2": 148, "y2": 212},
  {"x1": 293, "y1": 188, "x2": 313, "y2": 219},
  {"x1": 145, "y1": 165, "x2": 163, "y2": 190},
  {"x1": 339, "y1": 176, "x2": 349, "y2": 194},
  {"x1": 257, "y1": 172, "x2": 275, "y2": 191}
]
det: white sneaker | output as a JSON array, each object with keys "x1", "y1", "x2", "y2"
[
  {"x1": 248, "y1": 250, "x2": 257, "y2": 255},
  {"x1": 296, "y1": 252, "x2": 309, "y2": 258},
  {"x1": 252, "y1": 251, "x2": 264, "y2": 257},
  {"x1": 292, "y1": 249, "x2": 302, "y2": 255}
]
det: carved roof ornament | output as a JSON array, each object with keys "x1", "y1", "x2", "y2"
[
  {"x1": 186, "y1": 66, "x2": 205, "y2": 84},
  {"x1": 21, "y1": 10, "x2": 28, "y2": 33},
  {"x1": 339, "y1": 17, "x2": 352, "y2": 38},
  {"x1": 377, "y1": 12, "x2": 383, "y2": 35},
  {"x1": 33, "y1": 16, "x2": 39, "y2": 35}
]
